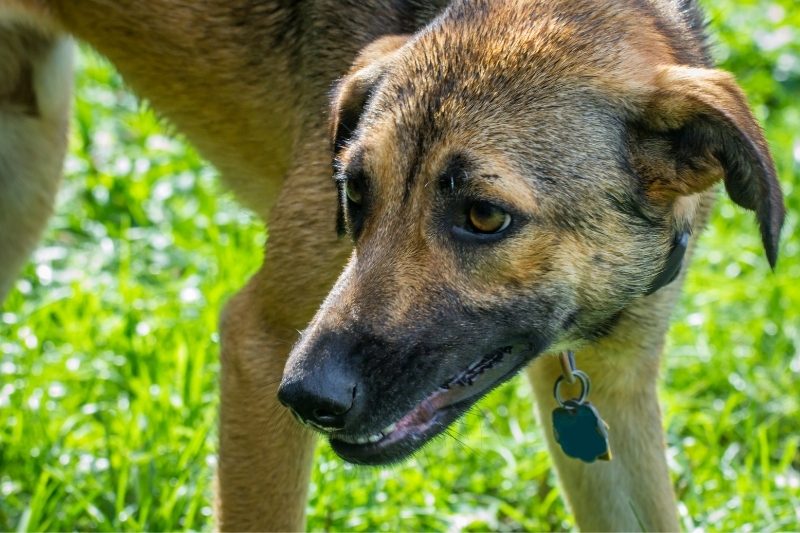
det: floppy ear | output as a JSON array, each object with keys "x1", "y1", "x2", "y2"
[
  {"x1": 630, "y1": 65, "x2": 785, "y2": 267},
  {"x1": 330, "y1": 35, "x2": 409, "y2": 158}
]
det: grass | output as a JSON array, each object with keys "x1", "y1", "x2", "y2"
[{"x1": 1, "y1": 0, "x2": 799, "y2": 530}]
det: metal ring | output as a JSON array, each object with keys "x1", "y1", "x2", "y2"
[
  {"x1": 559, "y1": 351, "x2": 577, "y2": 384},
  {"x1": 553, "y1": 370, "x2": 591, "y2": 406}
]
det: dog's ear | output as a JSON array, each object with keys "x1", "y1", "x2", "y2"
[
  {"x1": 330, "y1": 35, "x2": 409, "y2": 158},
  {"x1": 630, "y1": 65, "x2": 785, "y2": 267}
]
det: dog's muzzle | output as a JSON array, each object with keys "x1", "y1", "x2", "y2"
[{"x1": 278, "y1": 321, "x2": 548, "y2": 465}]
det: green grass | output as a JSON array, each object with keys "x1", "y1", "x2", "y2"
[{"x1": 1, "y1": 0, "x2": 799, "y2": 530}]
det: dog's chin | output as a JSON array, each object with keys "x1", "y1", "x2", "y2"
[{"x1": 329, "y1": 343, "x2": 543, "y2": 465}]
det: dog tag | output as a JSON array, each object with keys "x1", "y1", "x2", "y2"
[{"x1": 552, "y1": 399, "x2": 611, "y2": 463}]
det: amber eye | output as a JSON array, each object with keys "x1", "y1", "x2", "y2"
[
  {"x1": 467, "y1": 201, "x2": 511, "y2": 234},
  {"x1": 345, "y1": 178, "x2": 364, "y2": 205}
]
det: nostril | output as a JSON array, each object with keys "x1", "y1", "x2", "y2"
[
  {"x1": 309, "y1": 384, "x2": 355, "y2": 428},
  {"x1": 279, "y1": 380, "x2": 357, "y2": 431},
  {"x1": 312, "y1": 408, "x2": 345, "y2": 427},
  {"x1": 313, "y1": 402, "x2": 348, "y2": 419}
]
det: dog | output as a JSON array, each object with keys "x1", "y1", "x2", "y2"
[{"x1": 0, "y1": 0, "x2": 784, "y2": 530}]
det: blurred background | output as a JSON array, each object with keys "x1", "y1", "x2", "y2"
[{"x1": 1, "y1": 0, "x2": 798, "y2": 530}]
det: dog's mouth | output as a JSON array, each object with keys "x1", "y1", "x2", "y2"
[{"x1": 328, "y1": 342, "x2": 542, "y2": 465}]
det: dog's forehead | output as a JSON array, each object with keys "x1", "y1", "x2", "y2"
[
  {"x1": 358, "y1": 79, "x2": 628, "y2": 210},
  {"x1": 355, "y1": 0, "x2": 682, "y2": 189},
  {"x1": 372, "y1": 0, "x2": 679, "y2": 122}
]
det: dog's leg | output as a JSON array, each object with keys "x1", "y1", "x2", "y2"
[
  {"x1": 217, "y1": 272, "x2": 317, "y2": 531},
  {"x1": 0, "y1": 11, "x2": 72, "y2": 301},
  {"x1": 527, "y1": 305, "x2": 680, "y2": 531},
  {"x1": 217, "y1": 136, "x2": 351, "y2": 531}
]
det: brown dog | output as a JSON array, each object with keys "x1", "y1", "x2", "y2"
[{"x1": 0, "y1": 0, "x2": 784, "y2": 530}]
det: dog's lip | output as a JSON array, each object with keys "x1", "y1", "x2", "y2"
[{"x1": 328, "y1": 342, "x2": 541, "y2": 465}]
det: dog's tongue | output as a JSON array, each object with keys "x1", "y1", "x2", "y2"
[
  {"x1": 394, "y1": 348, "x2": 516, "y2": 430},
  {"x1": 395, "y1": 395, "x2": 439, "y2": 430},
  {"x1": 381, "y1": 345, "x2": 538, "y2": 441}
]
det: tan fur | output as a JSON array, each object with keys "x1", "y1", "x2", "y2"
[
  {"x1": 527, "y1": 270, "x2": 696, "y2": 531},
  {"x1": 0, "y1": 13, "x2": 71, "y2": 300},
  {"x1": 0, "y1": 0, "x2": 781, "y2": 531}
]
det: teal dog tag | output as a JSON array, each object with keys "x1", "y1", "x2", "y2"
[
  {"x1": 552, "y1": 399, "x2": 611, "y2": 463},
  {"x1": 551, "y1": 367, "x2": 612, "y2": 463}
]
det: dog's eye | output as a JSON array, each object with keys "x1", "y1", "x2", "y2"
[
  {"x1": 345, "y1": 178, "x2": 364, "y2": 206},
  {"x1": 467, "y1": 201, "x2": 511, "y2": 234}
]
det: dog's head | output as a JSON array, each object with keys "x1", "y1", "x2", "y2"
[{"x1": 278, "y1": 1, "x2": 784, "y2": 464}]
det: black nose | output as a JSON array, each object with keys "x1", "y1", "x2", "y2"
[{"x1": 277, "y1": 375, "x2": 356, "y2": 431}]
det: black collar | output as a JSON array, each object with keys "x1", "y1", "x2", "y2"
[{"x1": 645, "y1": 231, "x2": 690, "y2": 295}]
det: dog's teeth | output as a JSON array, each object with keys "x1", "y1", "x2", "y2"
[
  {"x1": 382, "y1": 423, "x2": 397, "y2": 434},
  {"x1": 368, "y1": 433, "x2": 382, "y2": 443},
  {"x1": 355, "y1": 436, "x2": 370, "y2": 444}
]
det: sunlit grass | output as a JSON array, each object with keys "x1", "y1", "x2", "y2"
[{"x1": 1, "y1": 0, "x2": 799, "y2": 530}]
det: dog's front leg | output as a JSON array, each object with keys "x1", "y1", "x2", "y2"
[
  {"x1": 216, "y1": 142, "x2": 351, "y2": 531},
  {"x1": 217, "y1": 274, "x2": 316, "y2": 531},
  {"x1": 0, "y1": 15, "x2": 72, "y2": 301},
  {"x1": 527, "y1": 305, "x2": 680, "y2": 531}
]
